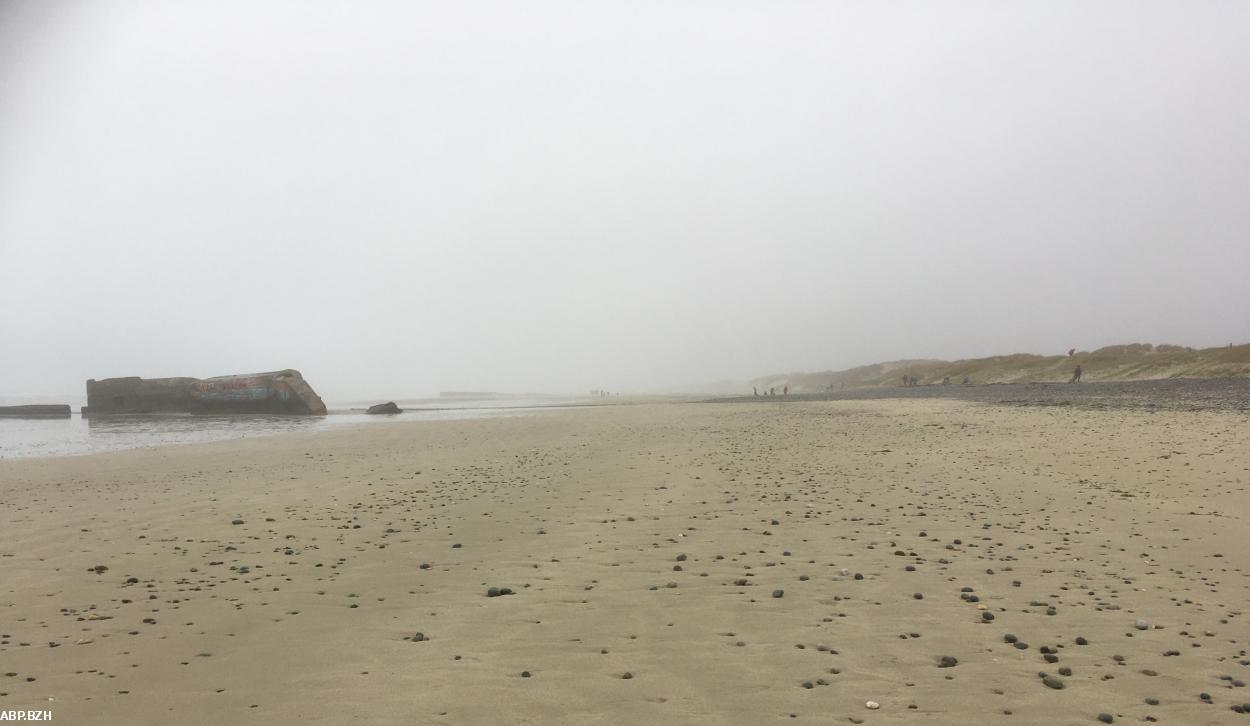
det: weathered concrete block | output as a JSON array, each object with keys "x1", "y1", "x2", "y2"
[{"x1": 85, "y1": 369, "x2": 327, "y2": 415}]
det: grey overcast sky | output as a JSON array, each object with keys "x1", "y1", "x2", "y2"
[{"x1": 1, "y1": 1, "x2": 1248, "y2": 400}]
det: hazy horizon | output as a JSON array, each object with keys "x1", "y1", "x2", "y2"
[{"x1": 3, "y1": 1, "x2": 1248, "y2": 402}]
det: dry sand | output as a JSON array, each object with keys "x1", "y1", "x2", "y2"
[{"x1": 1, "y1": 400, "x2": 1249, "y2": 725}]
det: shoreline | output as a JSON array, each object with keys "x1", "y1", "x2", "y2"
[{"x1": 0, "y1": 401, "x2": 613, "y2": 462}]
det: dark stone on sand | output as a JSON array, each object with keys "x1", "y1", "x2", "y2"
[
  {"x1": 1042, "y1": 675, "x2": 1065, "y2": 690},
  {"x1": 231, "y1": 519, "x2": 244, "y2": 525},
  {"x1": 125, "y1": 577, "x2": 138, "y2": 584},
  {"x1": 1004, "y1": 634, "x2": 1018, "y2": 643},
  {"x1": 802, "y1": 681, "x2": 814, "y2": 689},
  {"x1": 1014, "y1": 642, "x2": 1029, "y2": 650},
  {"x1": 1098, "y1": 713, "x2": 1114, "y2": 723},
  {"x1": 1059, "y1": 667, "x2": 1072, "y2": 676},
  {"x1": 982, "y1": 612, "x2": 995, "y2": 621},
  {"x1": 412, "y1": 632, "x2": 426, "y2": 642},
  {"x1": 854, "y1": 573, "x2": 864, "y2": 580},
  {"x1": 676, "y1": 554, "x2": 687, "y2": 561},
  {"x1": 1075, "y1": 637, "x2": 1088, "y2": 645},
  {"x1": 938, "y1": 656, "x2": 958, "y2": 668},
  {"x1": 521, "y1": 671, "x2": 531, "y2": 678},
  {"x1": 773, "y1": 590, "x2": 784, "y2": 598},
  {"x1": 1144, "y1": 698, "x2": 1159, "y2": 705},
  {"x1": 914, "y1": 593, "x2": 924, "y2": 600},
  {"x1": 366, "y1": 402, "x2": 402, "y2": 414},
  {"x1": 621, "y1": 672, "x2": 633, "y2": 680}
]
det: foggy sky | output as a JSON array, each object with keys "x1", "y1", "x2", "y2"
[{"x1": 2, "y1": 1, "x2": 1248, "y2": 401}]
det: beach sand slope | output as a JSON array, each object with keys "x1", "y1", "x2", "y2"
[{"x1": 1, "y1": 400, "x2": 1248, "y2": 724}]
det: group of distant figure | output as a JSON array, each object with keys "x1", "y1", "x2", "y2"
[
  {"x1": 901, "y1": 375, "x2": 971, "y2": 387},
  {"x1": 752, "y1": 386, "x2": 788, "y2": 397}
]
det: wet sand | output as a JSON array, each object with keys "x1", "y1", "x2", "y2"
[
  {"x1": 1, "y1": 400, "x2": 1248, "y2": 724},
  {"x1": 713, "y1": 378, "x2": 1250, "y2": 413}
]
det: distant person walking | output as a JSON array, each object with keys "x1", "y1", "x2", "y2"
[
  {"x1": 1068, "y1": 348, "x2": 1075, "y2": 357},
  {"x1": 783, "y1": 385, "x2": 788, "y2": 397},
  {"x1": 1069, "y1": 365, "x2": 1083, "y2": 384}
]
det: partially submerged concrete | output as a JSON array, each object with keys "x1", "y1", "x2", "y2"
[
  {"x1": 0, "y1": 404, "x2": 72, "y2": 417},
  {"x1": 85, "y1": 369, "x2": 327, "y2": 415}
]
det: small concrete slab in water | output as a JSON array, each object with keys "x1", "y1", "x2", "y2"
[{"x1": 0, "y1": 404, "x2": 71, "y2": 418}]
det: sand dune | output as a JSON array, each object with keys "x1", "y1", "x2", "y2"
[
  {"x1": 1, "y1": 400, "x2": 1248, "y2": 724},
  {"x1": 756, "y1": 342, "x2": 1250, "y2": 391}
]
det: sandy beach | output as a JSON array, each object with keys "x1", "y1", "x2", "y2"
[{"x1": 2, "y1": 399, "x2": 1249, "y2": 725}]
